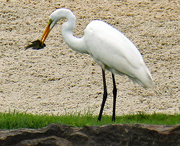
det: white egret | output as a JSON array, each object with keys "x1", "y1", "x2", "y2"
[{"x1": 40, "y1": 8, "x2": 154, "y2": 121}]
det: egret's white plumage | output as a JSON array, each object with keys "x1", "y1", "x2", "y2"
[
  {"x1": 40, "y1": 8, "x2": 154, "y2": 121},
  {"x1": 84, "y1": 20, "x2": 153, "y2": 88}
]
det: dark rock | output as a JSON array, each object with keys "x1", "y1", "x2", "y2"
[
  {"x1": 18, "y1": 136, "x2": 73, "y2": 146},
  {"x1": 0, "y1": 124, "x2": 179, "y2": 146}
]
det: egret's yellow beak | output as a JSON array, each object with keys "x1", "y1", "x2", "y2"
[{"x1": 40, "y1": 20, "x2": 52, "y2": 46}]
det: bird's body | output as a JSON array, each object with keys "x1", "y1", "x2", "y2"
[
  {"x1": 84, "y1": 20, "x2": 153, "y2": 88},
  {"x1": 40, "y1": 8, "x2": 154, "y2": 121}
]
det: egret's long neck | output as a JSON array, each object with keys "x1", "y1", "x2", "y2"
[{"x1": 61, "y1": 11, "x2": 87, "y2": 54}]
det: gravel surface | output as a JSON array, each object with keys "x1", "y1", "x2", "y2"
[{"x1": 0, "y1": 0, "x2": 179, "y2": 116}]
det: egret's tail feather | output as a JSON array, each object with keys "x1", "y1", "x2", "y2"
[{"x1": 129, "y1": 75, "x2": 154, "y2": 88}]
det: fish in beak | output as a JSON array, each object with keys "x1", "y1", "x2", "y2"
[
  {"x1": 25, "y1": 40, "x2": 46, "y2": 50},
  {"x1": 25, "y1": 20, "x2": 52, "y2": 50}
]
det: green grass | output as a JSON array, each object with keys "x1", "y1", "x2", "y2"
[{"x1": 0, "y1": 111, "x2": 179, "y2": 129}]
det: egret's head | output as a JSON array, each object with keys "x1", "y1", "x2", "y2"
[
  {"x1": 40, "y1": 9, "x2": 62, "y2": 46},
  {"x1": 40, "y1": 8, "x2": 74, "y2": 46}
]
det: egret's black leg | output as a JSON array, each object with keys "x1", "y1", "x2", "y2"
[
  {"x1": 98, "y1": 68, "x2": 107, "y2": 121},
  {"x1": 112, "y1": 73, "x2": 117, "y2": 122}
]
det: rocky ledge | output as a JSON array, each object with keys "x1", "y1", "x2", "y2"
[{"x1": 0, "y1": 124, "x2": 179, "y2": 146}]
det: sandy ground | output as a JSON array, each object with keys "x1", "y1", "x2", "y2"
[{"x1": 0, "y1": 0, "x2": 180, "y2": 116}]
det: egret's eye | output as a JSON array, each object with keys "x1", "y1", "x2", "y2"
[{"x1": 48, "y1": 19, "x2": 53, "y2": 26}]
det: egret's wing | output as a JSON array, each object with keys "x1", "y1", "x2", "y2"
[
  {"x1": 84, "y1": 20, "x2": 144, "y2": 70},
  {"x1": 84, "y1": 20, "x2": 153, "y2": 88}
]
